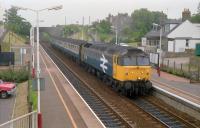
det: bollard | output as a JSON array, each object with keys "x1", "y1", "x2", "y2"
[
  {"x1": 38, "y1": 113, "x2": 42, "y2": 128},
  {"x1": 157, "y1": 66, "x2": 161, "y2": 77},
  {"x1": 32, "y1": 68, "x2": 35, "y2": 78}
]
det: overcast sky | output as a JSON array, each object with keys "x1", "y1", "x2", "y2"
[{"x1": 0, "y1": 0, "x2": 199, "y2": 27}]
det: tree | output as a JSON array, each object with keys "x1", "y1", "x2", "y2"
[
  {"x1": 190, "y1": 2, "x2": 200, "y2": 23},
  {"x1": 92, "y1": 20, "x2": 112, "y2": 34},
  {"x1": 4, "y1": 7, "x2": 31, "y2": 36},
  {"x1": 191, "y1": 15, "x2": 200, "y2": 23},
  {"x1": 91, "y1": 20, "x2": 112, "y2": 42},
  {"x1": 131, "y1": 8, "x2": 167, "y2": 41},
  {"x1": 63, "y1": 25, "x2": 80, "y2": 37}
]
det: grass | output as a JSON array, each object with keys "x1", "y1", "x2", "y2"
[
  {"x1": 1, "y1": 31, "x2": 26, "y2": 52},
  {"x1": 28, "y1": 80, "x2": 38, "y2": 111},
  {"x1": 30, "y1": 86, "x2": 37, "y2": 110}
]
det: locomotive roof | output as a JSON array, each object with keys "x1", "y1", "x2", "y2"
[{"x1": 88, "y1": 43, "x2": 147, "y2": 56}]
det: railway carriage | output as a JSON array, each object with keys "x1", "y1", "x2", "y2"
[{"x1": 51, "y1": 38, "x2": 86, "y2": 60}]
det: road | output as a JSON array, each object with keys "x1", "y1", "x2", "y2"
[{"x1": 0, "y1": 95, "x2": 15, "y2": 124}]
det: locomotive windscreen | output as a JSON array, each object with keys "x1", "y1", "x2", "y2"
[
  {"x1": 137, "y1": 57, "x2": 150, "y2": 66},
  {"x1": 118, "y1": 56, "x2": 150, "y2": 66}
]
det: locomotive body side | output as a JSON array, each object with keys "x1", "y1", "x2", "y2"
[{"x1": 82, "y1": 46, "x2": 113, "y2": 77}]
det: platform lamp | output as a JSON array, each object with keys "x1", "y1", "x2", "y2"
[
  {"x1": 153, "y1": 23, "x2": 162, "y2": 76},
  {"x1": 12, "y1": 5, "x2": 63, "y2": 128},
  {"x1": 30, "y1": 27, "x2": 35, "y2": 78},
  {"x1": 111, "y1": 26, "x2": 118, "y2": 45}
]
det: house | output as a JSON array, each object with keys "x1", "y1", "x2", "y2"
[
  {"x1": 167, "y1": 20, "x2": 200, "y2": 52},
  {"x1": 142, "y1": 19, "x2": 182, "y2": 52},
  {"x1": 142, "y1": 9, "x2": 200, "y2": 53},
  {"x1": 142, "y1": 20, "x2": 200, "y2": 53}
]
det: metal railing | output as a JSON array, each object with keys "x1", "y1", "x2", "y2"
[{"x1": 0, "y1": 111, "x2": 37, "y2": 128}]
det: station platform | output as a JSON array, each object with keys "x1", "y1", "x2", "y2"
[
  {"x1": 151, "y1": 69, "x2": 200, "y2": 106},
  {"x1": 39, "y1": 47, "x2": 104, "y2": 128}
]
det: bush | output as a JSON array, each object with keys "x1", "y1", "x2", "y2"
[{"x1": 0, "y1": 69, "x2": 29, "y2": 83}]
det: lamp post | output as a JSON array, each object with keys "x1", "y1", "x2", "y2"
[
  {"x1": 111, "y1": 26, "x2": 118, "y2": 45},
  {"x1": 30, "y1": 27, "x2": 35, "y2": 78},
  {"x1": 12, "y1": 5, "x2": 62, "y2": 128},
  {"x1": 153, "y1": 23, "x2": 162, "y2": 52},
  {"x1": 153, "y1": 23, "x2": 162, "y2": 76},
  {"x1": 82, "y1": 16, "x2": 84, "y2": 40},
  {"x1": 115, "y1": 28, "x2": 118, "y2": 45}
]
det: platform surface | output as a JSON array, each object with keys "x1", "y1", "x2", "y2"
[
  {"x1": 151, "y1": 69, "x2": 200, "y2": 105},
  {"x1": 40, "y1": 46, "x2": 104, "y2": 128}
]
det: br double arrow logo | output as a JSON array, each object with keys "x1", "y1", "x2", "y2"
[{"x1": 100, "y1": 54, "x2": 108, "y2": 73}]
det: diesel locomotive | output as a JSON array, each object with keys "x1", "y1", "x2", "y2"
[{"x1": 50, "y1": 38, "x2": 152, "y2": 96}]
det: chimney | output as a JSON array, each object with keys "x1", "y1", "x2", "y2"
[{"x1": 182, "y1": 8, "x2": 191, "y2": 21}]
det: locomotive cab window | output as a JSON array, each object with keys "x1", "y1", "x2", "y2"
[
  {"x1": 118, "y1": 57, "x2": 137, "y2": 66},
  {"x1": 118, "y1": 56, "x2": 150, "y2": 66},
  {"x1": 137, "y1": 57, "x2": 150, "y2": 66}
]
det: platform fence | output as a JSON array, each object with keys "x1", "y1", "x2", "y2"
[
  {"x1": 0, "y1": 111, "x2": 37, "y2": 128},
  {"x1": 161, "y1": 58, "x2": 200, "y2": 83}
]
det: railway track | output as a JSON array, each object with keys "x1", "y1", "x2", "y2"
[
  {"x1": 133, "y1": 98, "x2": 188, "y2": 128},
  {"x1": 42, "y1": 44, "x2": 132, "y2": 128},
  {"x1": 41, "y1": 43, "x2": 198, "y2": 128}
]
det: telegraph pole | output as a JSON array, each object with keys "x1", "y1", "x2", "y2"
[{"x1": 82, "y1": 16, "x2": 84, "y2": 40}]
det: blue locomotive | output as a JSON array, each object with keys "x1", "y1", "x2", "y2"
[{"x1": 50, "y1": 38, "x2": 152, "y2": 96}]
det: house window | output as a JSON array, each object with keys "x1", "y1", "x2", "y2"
[{"x1": 186, "y1": 40, "x2": 189, "y2": 47}]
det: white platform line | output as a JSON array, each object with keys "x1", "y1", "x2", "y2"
[
  {"x1": 151, "y1": 79, "x2": 200, "y2": 100},
  {"x1": 153, "y1": 85, "x2": 200, "y2": 109}
]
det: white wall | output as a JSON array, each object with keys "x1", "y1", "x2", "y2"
[
  {"x1": 188, "y1": 40, "x2": 200, "y2": 49},
  {"x1": 169, "y1": 39, "x2": 200, "y2": 52},
  {"x1": 168, "y1": 41, "x2": 174, "y2": 52},
  {"x1": 142, "y1": 37, "x2": 147, "y2": 46},
  {"x1": 174, "y1": 40, "x2": 186, "y2": 52}
]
